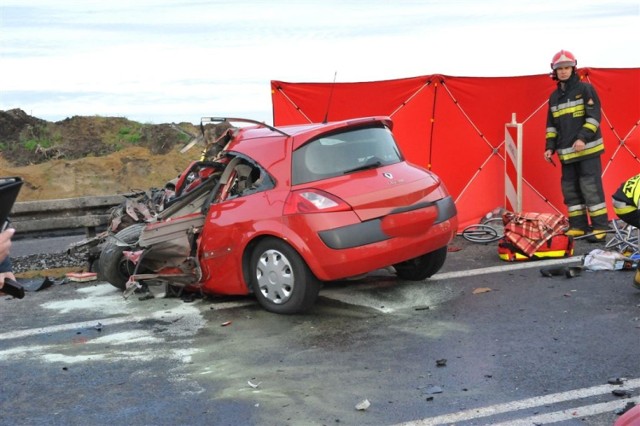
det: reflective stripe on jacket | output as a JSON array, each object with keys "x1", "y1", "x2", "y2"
[
  {"x1": 612, "y1": 173, "x2": 640, "y2": 215},
  {"x1": 545, "y1": 73, "x2": 604, "y2": 164}
]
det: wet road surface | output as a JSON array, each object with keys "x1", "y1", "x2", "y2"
[{"x1": 1, "y1": 236, "x2": 639, "y2": 425}]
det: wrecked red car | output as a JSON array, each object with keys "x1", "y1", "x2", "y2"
[{"x1": 94, "y1": 116, "x2": 458, "y2": 314}]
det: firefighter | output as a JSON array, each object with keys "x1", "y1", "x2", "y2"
[
  {"x1": 612, "y1": 173, "x2": 640, "y2": 229},
  {"x1": 611, "y1": 173, "x2": 640, "y2": 289},
  {"x1": 544, "y1": 50, "x2": 610, "y2": 243}
]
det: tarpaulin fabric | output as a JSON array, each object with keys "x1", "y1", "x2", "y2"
[{"x1": 271, "y1": 68, "x2": 640, "y2": 231}]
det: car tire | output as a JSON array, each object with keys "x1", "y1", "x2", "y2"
[
  {"x1": 393, "y1": 246, "x2": 447, "y2": 281},
  {"x1": 249, "y1": 238, "x2": 320, "y2": 314},
  {"x1": 99, "y1": 223, "x2": 145, "y2": 290}
]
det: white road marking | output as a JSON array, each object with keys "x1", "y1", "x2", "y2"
[
  {"x1": 0, "y1": 301, "x2": 254, "y2": 341},
  {"x1": 320, "y1": 257, "x2": 585, "y2": 313},
  {"x1": 491, "y1": 396, "x2": 640, "y2": 426},
  {"x1": 395, "y1": 378, "x2": 640, "y2": 425},
  {"x1": 0, "y1": 316, "x2": 141, "y2": 341},
  {"x1": 430, "y1": 256, "x2": 583, "y2": 281}
]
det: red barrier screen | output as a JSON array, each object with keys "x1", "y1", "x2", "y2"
[{"x1": 271, "y1": 68, "x2": 640, "y2": 230}]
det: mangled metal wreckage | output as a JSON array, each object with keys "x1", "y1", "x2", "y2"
[
  {"x1": 70, "y1": 116, "x2": 458, "y2": 314},
  {"x1": 73, "y1": 117, "x2": 263, "y2": 299}
]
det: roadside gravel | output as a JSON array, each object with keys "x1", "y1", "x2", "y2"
[{"x1": 11, "y1": 251, "x2": 87, "y2": 274}]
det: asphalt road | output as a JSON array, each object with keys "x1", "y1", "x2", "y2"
[{"x1": 1, "y1": 236, "x2": 639, "y2": 425}]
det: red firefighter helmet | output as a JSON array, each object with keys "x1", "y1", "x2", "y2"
[{"x1": 550, "y1": 50, "x2": 577, "y2": 70}]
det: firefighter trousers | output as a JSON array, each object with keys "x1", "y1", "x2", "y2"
[{"x1": 560, "y1": 156, "x2": 609, "y2": 230}]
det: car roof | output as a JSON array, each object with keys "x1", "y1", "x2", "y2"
[
  {"x1": 221, "y1": 116, "x2": 394, "y2": 178},
  {"x1": 236, "y1": 116, "x2": 393, "y2": 148}
]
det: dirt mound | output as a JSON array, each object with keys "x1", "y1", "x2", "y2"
[{"x1": 0, "y1": 109, "x2": 203, "y2": 201}]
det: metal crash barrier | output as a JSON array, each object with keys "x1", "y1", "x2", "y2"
[{"x1": 10, "y1": 194, "x2": 130, "y2": 237}]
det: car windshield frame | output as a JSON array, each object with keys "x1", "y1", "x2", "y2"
[{"x1": 292, "y1": 125, "x2": 403, "y2": 185}]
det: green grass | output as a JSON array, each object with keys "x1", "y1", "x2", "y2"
[
  {"x1": 118, "y1": 125, "x2": 142, "y2": 144},
  {"x1": 23, "y1": 138, "x2": 52, "y2": 151}
]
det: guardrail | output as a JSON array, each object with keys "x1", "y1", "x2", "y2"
[{"x1": 10, "y1": 194, "x2": 130, "y2": 236}]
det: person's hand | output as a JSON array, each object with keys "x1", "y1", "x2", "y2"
[
  {"x1": 0, "y1": 271, "x2": 17, "y2": 295},
  {"x1": 0, "y1": 271, "x2": 16, "y2": 287},
  {"x1": 0, "y1": 228, "x2": 15, "y2": 263},
  {"x1": 544, "y1": 149, "x2": 553, "y2": 162},
  {"x1": 573, "y1": 139, "x2": 586, "y2": 152}
]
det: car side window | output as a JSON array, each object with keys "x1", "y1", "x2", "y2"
[
  {"x1": 223, "y1": 157, "x2": 274, "y2": 200},
  {"x1": 292, "y1": 125, "x2": 402, "y2": 185}
]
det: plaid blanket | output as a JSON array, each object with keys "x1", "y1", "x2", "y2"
[{"x1": 502, "y1": 211, "x2": 569, "y2": 256}]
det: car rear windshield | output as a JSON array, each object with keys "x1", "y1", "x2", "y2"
[{"x1": 292, "y1": 126, "x2": 403, "y2": 185}]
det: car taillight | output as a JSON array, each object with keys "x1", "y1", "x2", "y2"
[{"x1": 283, "y1": 189, "x2": 352, "y2": 214}]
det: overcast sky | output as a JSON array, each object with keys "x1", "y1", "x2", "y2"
[{"x1": 1, "y1": 0, "x2": 638, "y2": 125}]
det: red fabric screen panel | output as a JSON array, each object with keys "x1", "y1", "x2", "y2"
[
  {"x1": 271, "y1": 76, "x2": 433, "y2": 125},
  {"x1": 271, "y1": 68, "x2": 640, "y2": 231}
]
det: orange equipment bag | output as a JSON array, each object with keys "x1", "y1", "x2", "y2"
[
  {"x1": 498, "y1": 235, "x2": 574, "y2": 261},
  {"x1": 498, "y1": 211, "x2": 573, "y2": 261}
]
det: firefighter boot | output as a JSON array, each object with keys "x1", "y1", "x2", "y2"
[
  {"x1": 587, "y1": 229, "x2": 609, "y2": 243},
  {"x1": 565, "y1": 228, "x2": 586, "y2": 237}
]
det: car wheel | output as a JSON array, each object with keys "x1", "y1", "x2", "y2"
[
  {"x1": 249, "y1": 238, "x2": 320, "y2": 314},
  {"x1": 393, "y1": 246, "x2": 447, "y2": 281},
  {"x1": 99, "y1": 223, "x2": 145, "y2": 290}
]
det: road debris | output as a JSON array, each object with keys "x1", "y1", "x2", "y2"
[
  {"x1": 613, "y1": 389, "x2": 632, "y2": 398},
  {"x1": 615, "y1": 401, "x2": 636, "y2": 415},
  {"x1": 66, "y1": 271, "x2": 98, "y2": 282},
  {"x1": 583, "y1": 249, "x2": 639, "y2": 271},
  {"x1": 355, "y1": 399, "x2": 370, "y2": 411},
  {"x1": 247, "y1": 380, "x2": 261, "y2": 389},
  {"x1": 19, "y1": 276, "x2": 61, "y2": 292},
  {"x1": 422, "y1": 385, "x2": 444, "y2": 395},
  {"x1": 540, "y1": 266, "x2": 582, "y2": 278},
  {"x1": 473, "y1": 287, "x2": 492, "y2": 294}
]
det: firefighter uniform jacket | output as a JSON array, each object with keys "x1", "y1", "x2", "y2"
[
  {"x1": 545, "y1": 73, "x2": 604, "y2": 164},
  {"x1": 612, "y1": 173, "x2": 640, "y2": 228}
]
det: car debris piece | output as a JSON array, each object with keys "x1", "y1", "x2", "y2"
[
  {"x1": 564, "y1": 266, "x2": 582, "y2": 278},
  {"x1": 615, "y1": 401, "x2": 638, "y2": 418},
  {"x1": 540, "y1": 266, "x2": 583, "y2": 278},
  {"x1": 221, "y1": 321, "x2": 232, "y2": 327},
  {"x1": 609, "y1": 377, "x2": 626, "y2": 385},
  {"x1": 66, "y1": 272, "x2": 98, "y2": 282},
  {"x1": 613, "y1": 389, "x2": 632, "y2": 398},
  {"x1": 247, "y1": 380, "x2": 261, "y2": 389},
  {"x1": 435, "y1": 359, "x2": 447, "y2": 367},
  {"x1": 421, "y1": 385, "x2": 444, "y2": 395},
  {"x1": 123, "y1": 280, "x2": 142, "y2": 299},
  {"x1": 20, "y1": 277, "x2": 55, "y2": 292},
  {"x1": 355, "y1": 399, "x2": 370, "y2": 411},
  {"x1": 472, "y1": 287, "x2": 492, "y2": 294}
]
